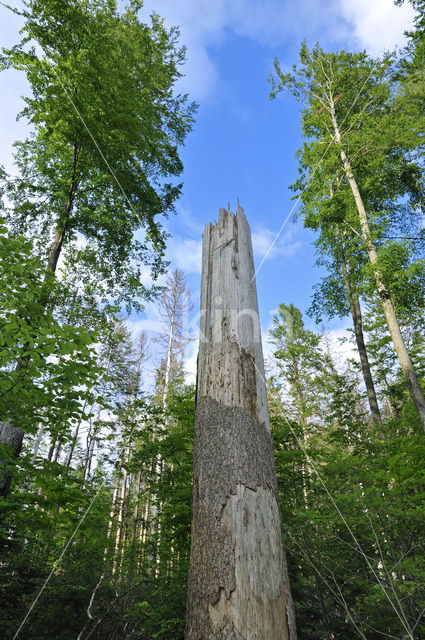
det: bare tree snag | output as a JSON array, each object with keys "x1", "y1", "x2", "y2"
[{"x1": 185, "y1": 205, "x2": 295, "y2": 640}]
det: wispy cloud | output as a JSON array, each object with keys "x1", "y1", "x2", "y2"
[
  {"x1": 165, "y1": 237, "x2": 202, "y2": 274},
  {"x1": 140, "y1": 0, "x2": 347, "y2": 100},
  {"x1": 337, "y1": 0, "x2": 415, "y2": 54},
  {"x1": 252, "y1": 226, "x2": 302, "y2": 260},
  {"x1": 140, "y1": 0, "x2": 413, "y2": 101}
]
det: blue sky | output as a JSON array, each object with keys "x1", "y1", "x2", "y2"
[{"x1": 0, "y1": 0, "x2": 415, "y2": 384}]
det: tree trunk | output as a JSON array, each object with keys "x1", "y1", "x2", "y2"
[
  {"x1": 53, "y1": 439, "x2": 62, "y2": 463},
  {"x1": 47, "y1": 437, "x2": 56, "y2": 462},
  {"x1": 336, "y1": 228, "x2": 381, "y2": 425},
  {"x1": 112, "y1": 438, "x2": 131, "y2": 576},
  {"x1": 65, "y1": 398, "x2": 87, "y2": 469},
  {"x1": 128, "y1": 469, "x2": 142, "y2": 582},
  {"x1": 31, "y1": 423, "x2": 45, "y2": 461},
  {"x1": 163, "y1": 301, "x2": 175, "y2": 410},
  {"x1": 185, "y1": 205, "x2": 295, "y2": 640},
  {"x1": 84, "y1": 464, "x2": 122, "y2": 625},
  {"x1": 330, "y1": 102, "x2": 425, "y2": 432}
]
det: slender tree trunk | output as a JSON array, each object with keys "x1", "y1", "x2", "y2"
[
  {"x1": 128, "y1": 469, "x2": 142, "y2": 582},
  {"x1": 53, "y1": 440, "x2": 62, "y2": 463},
  {"x1": 185, "y1": 206, "x2": 295, "y2": 640},
  {"x1": 84, "y1": 420, "x2": 97, "y2": 481},
  {"x1": 140, "y1": 488, "x2": 151, "y2": 568},
  {"x1": 336, "y1": 228, "x2": 381, "y2": 425},
  {"x1": 0, "y1": 143, "x2": 80, "y2": 497},
  {"x1": 112, "y1": 439, "x2": 131, "y2": 576},
  {"x1": 31, "y1": 423, "x2": 45, "y2": 461},
  {"x1": 65, "y1": 398, "x2": 88, "y2": 469},
  {"x1": 47, "y1": 437, "x2": 56, "y2": 462},
  {"x1": 330, "y1": 103, "x2": 425, "y2": 432},
  {"x1": 84, "y1": 340, "x2": 115, "y2": 482},
  {"x1": 84, "y1": 465, "x2": 122, "y2": 624},
  {"x1": 162, "y1": 303, "x2": 175, "y2": 410}
]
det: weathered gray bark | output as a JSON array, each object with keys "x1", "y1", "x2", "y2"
[
  {"x1": 329, "y1": 101, "x2": 425, "y2": 433},
  {"x1": 0, "y1": 421, "x2": 25, "y2": 497},
  {"x1": 185, "y1": 206, "x2": 295, "y2": 640},
  {"x1": 337, "y1": 229, "x2": 381, "y2": 425}
]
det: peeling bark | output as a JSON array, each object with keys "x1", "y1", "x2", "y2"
[{"x1": 185, "y1": 206, "x2": 294, "y2": 640}]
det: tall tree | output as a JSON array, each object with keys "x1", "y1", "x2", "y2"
[
  {"x1": 0, "y1": 0, "x2": 196, "y2": 493},
  {"x1": 156, "y1": 268, "x2": 192, "y2": 408},
  {"x1": 309, "y1": 221, "x2": 382, "y2": 425},
  {"x1": 270, "y1": 44, "x2": 425, "y2": 431},
  {"x1": 396, "y1": 0, "x2": 425, "y2": 123}
]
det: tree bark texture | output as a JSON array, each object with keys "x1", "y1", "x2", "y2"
[{"x1": 185, "y1": 206, "x2": 295, "y2": 640}]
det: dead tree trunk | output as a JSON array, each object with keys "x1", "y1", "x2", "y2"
[{"x1": 185, "y1": 205, "x2": 295, "y2": 640}]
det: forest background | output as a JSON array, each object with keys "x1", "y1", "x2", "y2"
[{"x1": 1, "y1": 0, "x2": 425, "y2": 639}]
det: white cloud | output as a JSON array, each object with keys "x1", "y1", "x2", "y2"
[
  {"x1": 321, "y1": 325, "x2": 358, "y2": 366},
  {"x1": 338, "y1": 0, "x2": 415, "y2": 54},
  {"x1": 174, "y1": 204, "x2": 204, "y2": 236},
  {"x1": 139, "y1": 0, "x2": 346, "y2": 100},
  {"x1": 164, "y1": 222, "x2": 302, "y2": 275},
  {"x1": 166, "y1": 237, "x2": 202, "y2": 274},
  {"x1": 251, "y1": 226, "x2": 302, "y2": 260},
  {"x1": 127, "y1": 305, "x2": 162, "y2": 337},
  {"x1": 184, "y1": 335, "x2": 199, "y2": 384},
  {"x1": 139, "y1": 0, "x2": 416, "y2": 101},
  {"x1": 140, "y1": 0, "x2": 225, "y2": 100}
]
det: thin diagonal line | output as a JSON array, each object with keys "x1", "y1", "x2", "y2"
[
  {"x1": 288, "y1": 534, "x2": 368, "y2": 639},
  {"x1": 253, "y1": 360, "x2": 413, "y2": 637},
  {"x1": 13, "y1": 482, "x2": 105, "y2": 640},
  {"x1": 252, "y1": 26, "x2": 403, "y2": 283}
]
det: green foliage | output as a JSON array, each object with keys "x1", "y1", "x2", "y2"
[
  {"x1": 2, "y1": 3, "x2": 425, "y2": 639},
  {"x1": 0, "y1": 378, "x2": 195, "y2": 640},
  {"x1": 0, "y1": 219, "x2": 102, "y2": 465},
  {"x1": 270, "y1": 305, "x2": 425, "y2": 639},
  {"x1": 1, "y1": 0, "x2": 196, "y2": 308},
  {"x1": 270, "y1": 40, "x2": 425, "y2": 295}
]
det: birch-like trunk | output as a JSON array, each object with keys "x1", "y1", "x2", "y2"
[
  {"x1": 65, "y1": 398, "x2": 87, "y2": 469},
  {"x1": 330, "y1": 103, "x2": 425, "y2": 432},
  {"x1": 30, "y1": 423, "x2": 45, "y2": 461},
  {"x1": 185, "y1": 205, "x2": 295, "y2": 640},
  {"x1": 162, "y1": 303, "x2": 175, "y2": 411},
  {"x1": 112, "y1": 438, "x2": 131, "y2": 576}
]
